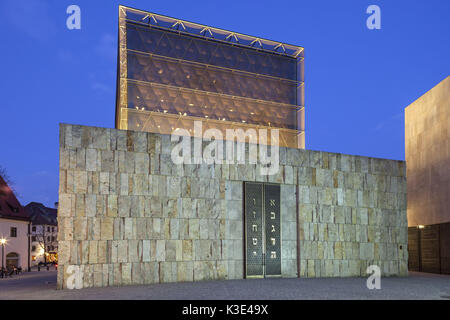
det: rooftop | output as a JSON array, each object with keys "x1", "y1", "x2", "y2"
[
  {"x1": 25, "y1": 202, "x2": 57, "y2": 226},
  {"x1": 0, "y1": 176, "x2": 30, "y2": 222}
]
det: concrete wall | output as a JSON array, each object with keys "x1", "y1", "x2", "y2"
[
  {"x1": 57, "y1": 124, "x2": 407, "y2": 289},
  {"x1": 405, "y1": 76, "x2": 450, "y2": 226}
]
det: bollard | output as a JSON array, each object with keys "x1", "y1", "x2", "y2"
[{"x1": 38, "y1": 266, "x2": 40, "y2": 271}]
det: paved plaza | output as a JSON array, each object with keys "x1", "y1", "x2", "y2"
[{"x1": 0, "y1": 271, "x2": 449, "y2": 300}]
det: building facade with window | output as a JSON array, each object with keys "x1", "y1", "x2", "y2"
[
  {"x1": 0, "y1": 176, "x2": 31, "y2": 271},
  {"x1": 25, "y1": 202, "x2": 58, "y2": 266}
]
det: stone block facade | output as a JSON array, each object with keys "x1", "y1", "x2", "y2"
[{"x1": 57, "y1": 124, "x2": 407, "y2": 289}]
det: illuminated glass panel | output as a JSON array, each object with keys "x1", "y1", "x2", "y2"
[
  {"x1": 127, "y1": 81, "x2": 298, "y2": 129},
  {"x1": 126, "y1": 23, "x2": 297, "y2": 80},
  {"x1": 127, "y1": 52, "x2": 297, "y2": 105},
  {"x1": 116, "y1": 6, "x2": 305, "y2": 148}
]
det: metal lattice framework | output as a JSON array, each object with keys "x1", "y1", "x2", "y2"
[
  {"x1": 116, "y1": 5, "x2": 305, "y2": 149},
  {"x1": 122, "y1": 6, "x2": 304, "y2": 58}
]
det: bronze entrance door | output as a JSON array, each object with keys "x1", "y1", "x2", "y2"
[{"x1": 244, "y1": 182, "x2": 281, "y2": 278}]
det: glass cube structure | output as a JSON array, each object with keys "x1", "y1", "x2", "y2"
[{"x1": 116, "y1": 6, "x2": 305, "y2": 148}]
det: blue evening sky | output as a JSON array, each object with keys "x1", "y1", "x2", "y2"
[{"x1": 0, "y1": 0, "x2": 448, "y2": 207}]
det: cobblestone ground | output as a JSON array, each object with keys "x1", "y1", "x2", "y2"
[{"x1": 0, "y1": 271, "x2": 449, "y2": 300}]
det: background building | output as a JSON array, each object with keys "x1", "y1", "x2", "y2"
[
  {"x1": 25, "y1": 202, "x2": 58, "y2": 266},
  {"x1": 405, "y1": 75, "x2": 450, "y2": 274},
  {"x1": 115, "y1": 6, "x2": 305, "y2": 149},
  {"x1": 0, "y1": 176, "x2": 31, "y2": 271}
]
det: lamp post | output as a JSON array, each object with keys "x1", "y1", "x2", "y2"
[{"x1": 0, "y1": 238, "x2": 6, "y2": 278}]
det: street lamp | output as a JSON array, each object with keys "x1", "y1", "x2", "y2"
[{"x1": 0, "y1": 238, "x2": 6, "y2": 278}]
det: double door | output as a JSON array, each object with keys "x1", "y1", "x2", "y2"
[{"x1": 244, "y1": 182, "x2": 281, "y2": 278}]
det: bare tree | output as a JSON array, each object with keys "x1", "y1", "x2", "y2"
[
  {"x1": 34, "y1": 226, "x2": 50, "y2": 266},
  {"x1": 0, "y1": 165, "x2": 13, "y2": 185},
  {"x1": 0, "y1": 165, "x2": 20, "y2": 199}
]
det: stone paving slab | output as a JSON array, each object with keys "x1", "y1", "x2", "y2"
[{"x1": 0, "y1": 271, "x2": 449, "y2": 300}]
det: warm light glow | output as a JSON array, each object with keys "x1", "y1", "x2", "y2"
[
  {"x1": 121, "y1": 6, "x2": 304, "y2": 57},
  {"x1": 0, "y1": 238, "x2": 6, "y2": 245},
  {"x1": 117, "y1": 5, "x2": 305, "y2": 149},
  {"x1": 418, "y1": 225, "x2": 425, "y2": 229}
]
